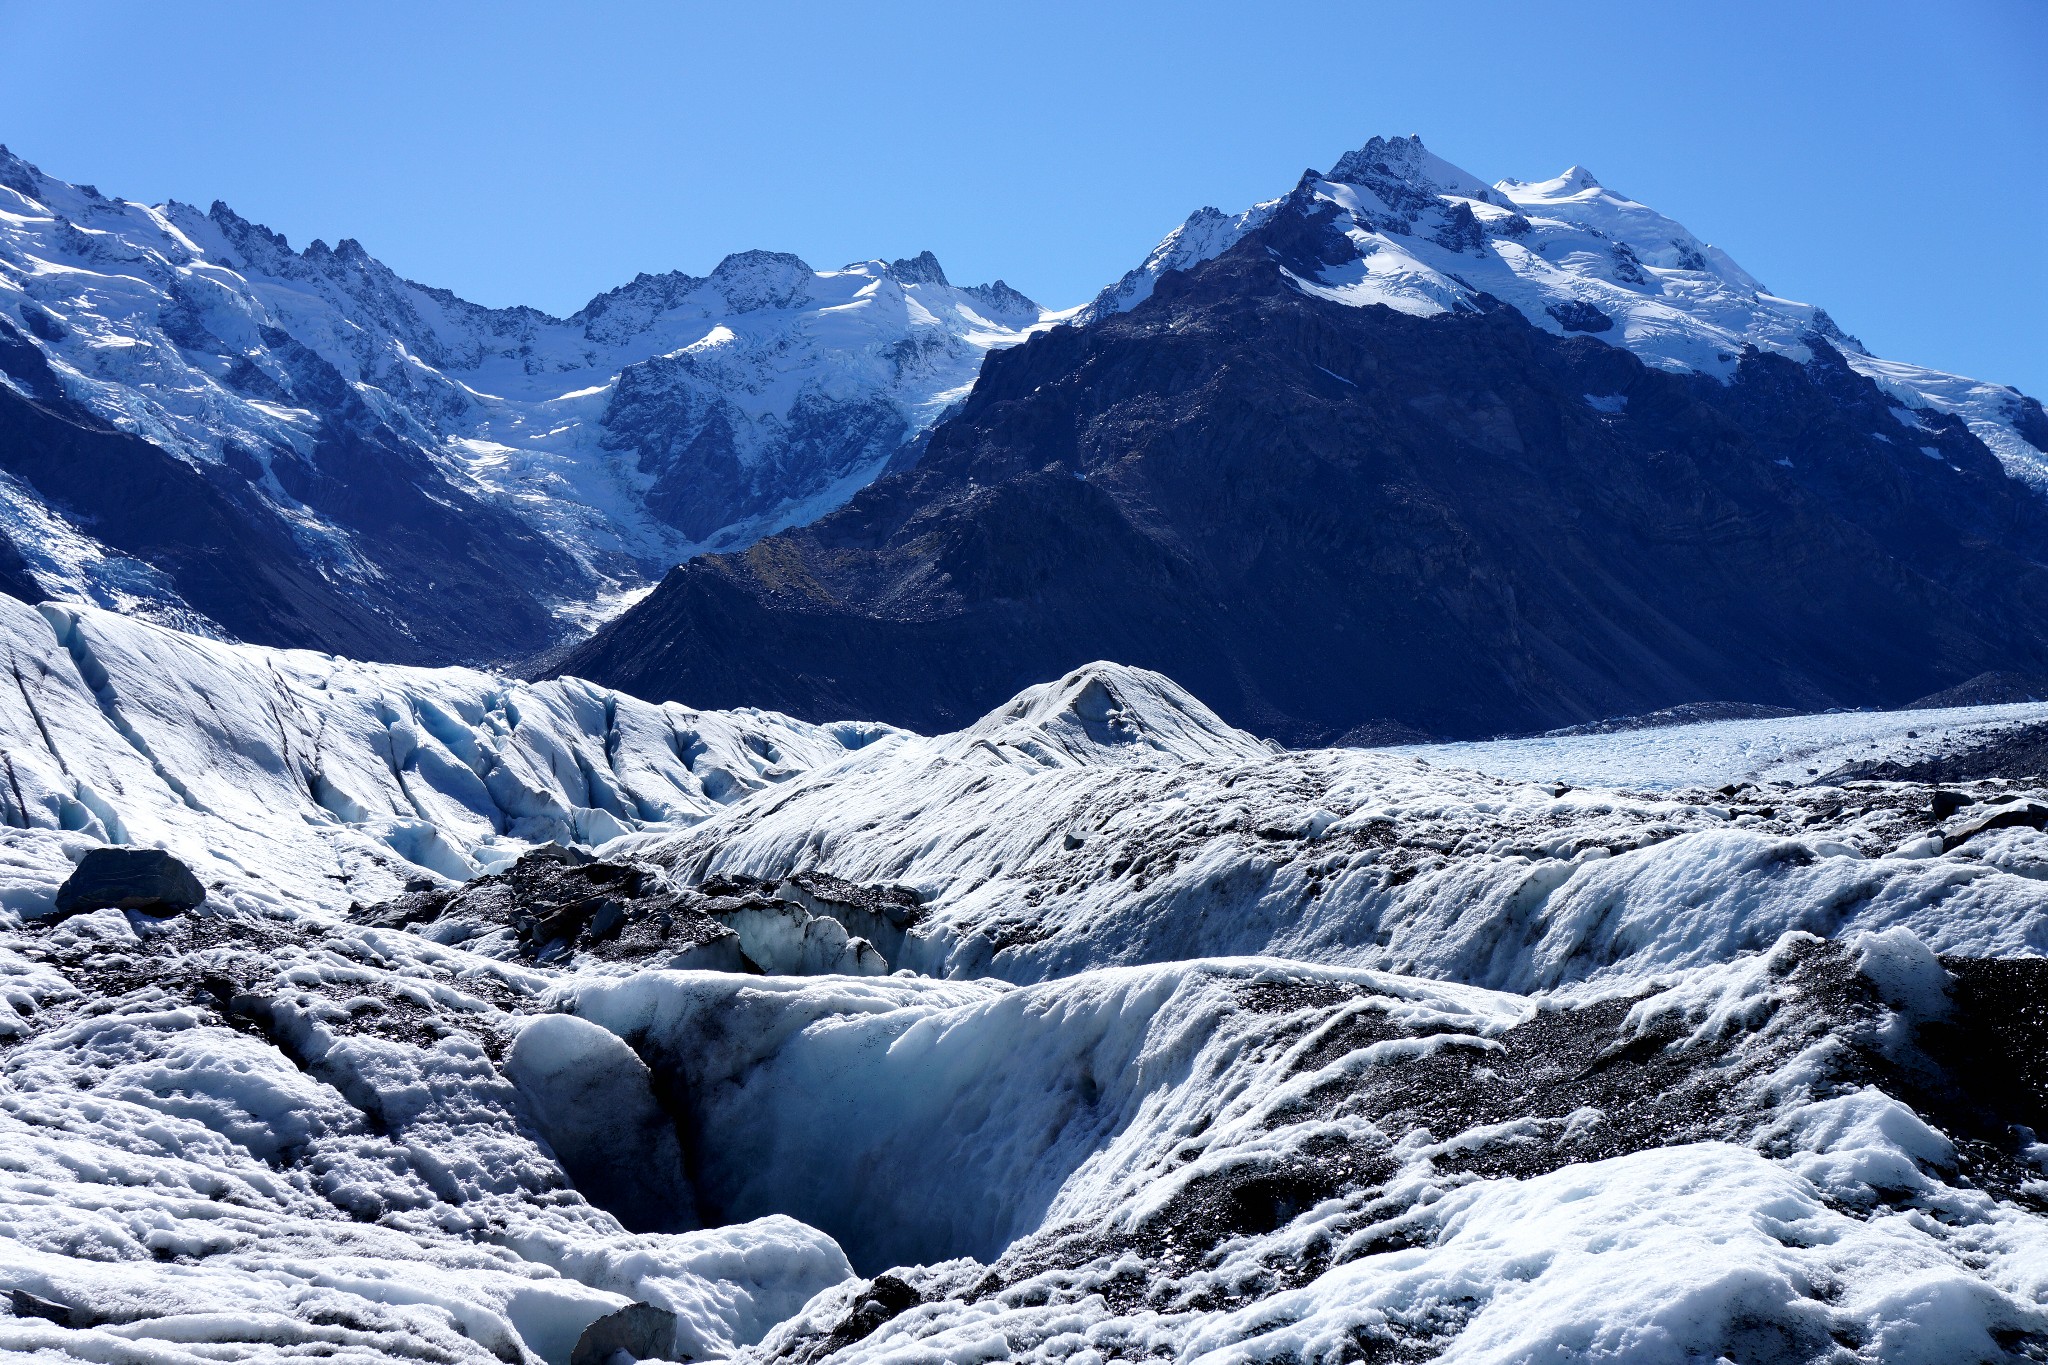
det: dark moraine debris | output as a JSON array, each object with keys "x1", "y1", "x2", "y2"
[
  {"x1": 53, "y1": 847, "x2": 206, "y2": 917},
  {"x1": 358, "y1": 850, "x2": 918, "y2": 975},
  {"x1": 356, "y1": 847, "x2": 745, "y2": 970},
  {"x1": 1823, "y1": 721, "x2": 2048, "y2": 785},
  {"x1": 785, "y1": 1276, "x2": 923, "y2": 1365},
  {"x1": 1931, "y1": 789, "x2": 1971, "y2": 822},
  {"x1": 1940, "y1": 798, "x2": 2048, "y2": 851},
  {"x1": 807, "y1": 939, "x2": 2048, "y2": 1365}
]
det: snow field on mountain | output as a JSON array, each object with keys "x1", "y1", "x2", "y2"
[
  {"x1": 0, "y1": 148, "x2": 1058, "y2": 625},
  {"x1": 1088, "y1": 136, "x2": 2046, "y2": 489},
  {"x1": 8, "y1": 131, "x2": 2045, "y2": 654}
]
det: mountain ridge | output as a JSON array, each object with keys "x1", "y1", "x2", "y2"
[{"x1": 0, "y1": 143, "x2": 1058, "y2": 660}]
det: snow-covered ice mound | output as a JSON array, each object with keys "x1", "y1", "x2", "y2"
[
  {"x1": 0, "y1": 594, "x2": 888, "y2": 918},
  {"x1": 952, "y1": 663, "x2": 1279, "y2": 769},
  {"x1": 618, "y1": 670, "x2": 2048, "y2": 989}
]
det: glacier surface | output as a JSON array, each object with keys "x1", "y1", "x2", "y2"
[{"x1": 0, "y1": 620, "x2": 2044, "y2": 1361}]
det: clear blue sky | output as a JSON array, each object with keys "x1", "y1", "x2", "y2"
[{"x1": 2, "y1": 1, "x2": 2042, "y2": 395}]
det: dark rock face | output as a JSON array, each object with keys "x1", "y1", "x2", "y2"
[
  {"x1": 2010, "y1": 394, "x2": 2048, "y2": 454},
  {"x1": 0, "y1": 317, "x2": 582, "y2": 666},
  {"x1": 0, "y1": 530, "x2": 43, "y2": 605},
  {"x1": 1907, "y1": 670, "x2": 2048, "y2": 708},
  {"x1": 54, "y1": 847, "x2": 206, "y2": 917},
  {"x1": 1545, "y1": 299, "x2": 1614, "y2": 333},
  {"x1": 552, "y1": 205, "x2": 2048, "y2": 743}
]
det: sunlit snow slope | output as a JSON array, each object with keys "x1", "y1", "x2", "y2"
[
  {"x1": 0, "y1": 595, "x2": 888, "y2": 917},
  {"x1": 617, "y1": 663, "x2": 2048, "y2": 988}
]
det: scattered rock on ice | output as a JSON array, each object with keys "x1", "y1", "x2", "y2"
[
  {"x1": 360, "y1": 851, "x2": 902, "y2": 977},
  {"x1": 1940, "y1": 797, "x2": 2048, "y2": 850},
  {"x1": 8, "y1": 1289, "x2": 85, "y2": 1327},
  {"x1": 360, "y1": 847, "x2": 746, "y2": 971}
]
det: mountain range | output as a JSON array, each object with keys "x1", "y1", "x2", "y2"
[
  {"x1": 552, "y1": 137, "x2": 2048, "y2": 739},
  {"x1": 4, "y1": 128, "x2": 2048, "y2": 1365},
  {"x1": 5, "y1": 135, "x2": 2048, "y2": 736}
]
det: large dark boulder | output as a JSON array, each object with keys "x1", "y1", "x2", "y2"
[
  {"x1": 569, "y1": 1302, "x2": 677, "y2": 1365},
  {"x1": 54, "y1": 847, "x2": 206, "y2": 917},
  {"x1": 1941, "y1": 799, "x2": 2048, "y2": 852}
]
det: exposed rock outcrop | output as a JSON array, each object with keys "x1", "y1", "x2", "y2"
[{"x1": 53, "y1": 847, "x2": 205, "y2": 917}]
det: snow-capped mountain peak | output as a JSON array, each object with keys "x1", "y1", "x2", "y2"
[
  {"x1": 880, "y1": 249, "x2": 949, "y2": 286},
  {"x1": 1515, "y1": 162, "x2": 1603, "y2": 194},
  {"x1": 704, "y1": 249, "x2": 814, "y2": 312},
  {"x1": 1084, "y1": 134, "x2": 2044, "y2": 487}
]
